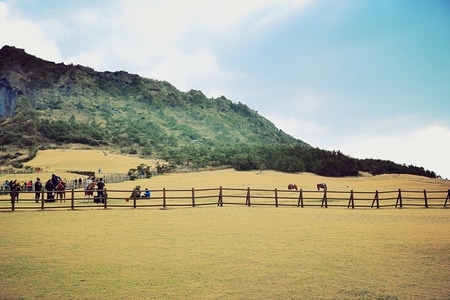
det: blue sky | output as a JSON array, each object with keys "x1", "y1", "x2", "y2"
[{"x1": 1, "y1": 0, "x2": 450, "y2": 178}]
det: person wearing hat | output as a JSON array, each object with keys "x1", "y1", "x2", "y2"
[
  {"x1": 96, "y1": 177, "x2": 105, "y2": 204},
  {"x1": 34, "y1": 178, "x2": 42, "y2": 203}
]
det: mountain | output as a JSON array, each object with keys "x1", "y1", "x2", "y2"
[
  {"x1": 0, "y1": 45, "x2": 438, "y2": 178},
  {"x1": 0, "y1": 45, "x2": 306, "y2": 164}
]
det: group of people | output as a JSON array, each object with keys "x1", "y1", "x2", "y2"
[
  {"x1": 5, "y1": 180, "x2": 22, "y2": 202},
  {"x1": 3, "y1": 179, "x2": 36, "y2": 192},
  {"x1": 85, "y1": 176, "x2": 106, "y2": 204},
  {"x1": 6, "y1": 174, "x2": 66, "y2": 203},
  {"x1": 126, "y1": 186, "x2": 151, "y2": 201},
  {"x1": 43, "y1": 174, "x2": 67, "y2": 202},
  {"x1": 5, "y1": 178, "x2": 43, "y2": 202},
  {"x1": 5, "y1": 174, "x2": 153, "y2": 204}
]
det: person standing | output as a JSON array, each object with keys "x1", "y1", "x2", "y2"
[
  {"x1": 51, "y1": 174, "x2": 61, "y2": 187},
  {"x1": 85, "y1": 176, "x2": 93, "y2": 190},
  {"x1": 34, "y1": 178, "x2": 42, "y2": 203},
  {"x1": 10, "y1": 180, "x2": 19, "y2": 203},
  {"x1": 27, "y1": 180, "x2": 33, "y2": 192},
  {"x1": 96, "y1": 178, "x2": 105, "y2": 204},
  {"x1": 45, "y1": 179, "x2": 54, "y2": 202}
]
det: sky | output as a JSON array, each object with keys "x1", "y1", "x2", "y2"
[{"x1": 1, "y1": 0, "x2": 450, "y2": 178}]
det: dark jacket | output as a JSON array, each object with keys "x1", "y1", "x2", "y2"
[
  {"x1": 34, "y1": 181, "x2": 42, "y2": 191},
  {"x1": 45, "y1": 180, "x2": 54, "y2": 191}
]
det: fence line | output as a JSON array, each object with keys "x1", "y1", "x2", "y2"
[
  {"x1": 1, "y1": 187, "x2": 449, "y2": 211},
  {"x1": 64, "y1": 173, "x2": 130, "y2": 189}
]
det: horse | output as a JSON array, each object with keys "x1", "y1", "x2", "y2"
[
  {"x1": 317, "y1": 183, "x2": 327, "y2": 191},
  {"x1": 55, "y1": 181, "x2": 66, "y2": 202},
  {"x1": 85, "y1": 182, "x2": 96, "y2": 203},
  {"x1": 288, "y1": 183, "x2": 298, "y2": 191}
]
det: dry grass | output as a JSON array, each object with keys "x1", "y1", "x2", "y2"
[
  {"x1": 0, "y1": 208, "x2": 449, "y2": 299},
  {"x1": 0, "y1": 149, "x2": 449, "y2": 299},
  {"x1": 24, "y1": 148, "x2": 163, "y2": 174},
  {"x1": 1, "y1": 149, "x2": 449, "y2": 193}
]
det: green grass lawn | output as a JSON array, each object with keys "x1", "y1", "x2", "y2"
[{"x1": 0, "y1": 207, "x2": 449, "y2": 299}]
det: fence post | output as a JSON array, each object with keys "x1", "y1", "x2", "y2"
[
  {"x1": 103, "y1": 188, "x2": 108, "y2": 209},
  {"x1": 371, "y1": 190, "x2": 379, "y2": 209},
  {"x1": 395, "y1": 189, "x2": 403, "y2": 208},
  {"x1": 71, "y1": 188, "x2": 75, "y2": 210},
  {"x1": 245, "y1": 187, "x2": 251, "y2": 207},
  {"x1": 132, "y1": 188, "x2": 137, "y2": 208},
  {"x1": 298, "y1": 189, "x2": 304, "y2": 207},
  {"x1": 274, "y1": 188, "x2": 278, "y2": 207},
  {"x1": 10, "y1": 191, "x2": 15, "y2": 212},
  {"x1": 321, "y1": 190, "x2": 327, "y2": 208},
  {"x1": 444, "y1": 190, "x2": 450, "y2": 208},
  {"x1": 348, "y1": 190, "x2": 355, "y2": 209},
  {"x1": 423, "y1": 189, "x2": 428, "y2": 208},
  {"x1": 217, "y1": 186, "x2": 223, "y2": 207},
  {"x1": 191, "y1": 188, "x2": 195, "y2": 207},
  {"x1": 163, "y1": 188, "x2": 166, "y2": 208},
  {"x1": 444, "y1": 190, "x2": 450, "y2": 207},
  {"x1": 41, "y1": 192, "x2": 45, "y2": 210}
]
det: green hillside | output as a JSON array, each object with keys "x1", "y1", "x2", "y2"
[{"x1": 0, "y1": 46, "x2": 305, "y2": 163}]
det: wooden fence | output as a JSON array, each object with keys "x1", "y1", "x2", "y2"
[{"x1": 1, "y1": 187, "x2": 449, "y2": 211}]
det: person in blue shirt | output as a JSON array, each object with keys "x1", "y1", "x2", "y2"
[{"x1": 143, "y1": 188, "x2": 151, "y2": 198}]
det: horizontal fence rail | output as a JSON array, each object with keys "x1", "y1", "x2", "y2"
[{"x1": 1, "y1": 187, "x2": 449, "y2": 211}]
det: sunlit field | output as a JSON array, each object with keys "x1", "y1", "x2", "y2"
[{"x1": 0, "y1": 150, "x2": 449, "y2": 299}]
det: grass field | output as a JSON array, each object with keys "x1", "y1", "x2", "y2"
[
  {"x1": 1, "y1": 208, "x2": 449, "y2": 299},
  {"x1": 0, "y1": 149, "x2": 449, "y2": 299}
]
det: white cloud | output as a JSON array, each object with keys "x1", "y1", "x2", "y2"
[
  {"x1": 71, "y1": 8, "x2": 106, "y2": 25},
  {"x1": 252, "y1": 0, "x2": 313, "y2": 29},
  {"x1": 2, "y1": 0, "x2": 314, "y2": 95},
  {"x1": 269, "y1": 109, "x2": 450, "y2": 178},
  {"x1": 0, "y1": 2, "x2": 62, "y2": 62},
  {"x1": 115, "y1": 0, "x2": 312, "y2": 33},
  {"x1": 79, "y1": 0, "x2": 313, "y2": 94},
  {"x1": 66, "y1": 48, "x2": 110, "y2": 70},
  {"x1": 268, "y1": 114, "x2": 327, "y2": 142},
  {"x1": 1, "y1": 0, "x2": 314, "y2": 96},
  {"x1": 336, "y1": 125, "x2": 450, "y2": 178}
]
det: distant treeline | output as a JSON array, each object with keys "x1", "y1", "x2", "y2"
[{"x1": 160, "y1": 144, "x2": 437, "y2": 178}]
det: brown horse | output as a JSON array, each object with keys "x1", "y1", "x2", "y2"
[
  {"x1": 288, "y1": 183, "x2": 298, "y2": 191},
  {"x1": 85, "y1": 182, "x2": 96, "y2": 202},
  {"x1": 55, "y1": 181, "x2": 66, "y2": 202},
  {"x1": 317, "y1": 183, "x2": 327, "y2": 191}
]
